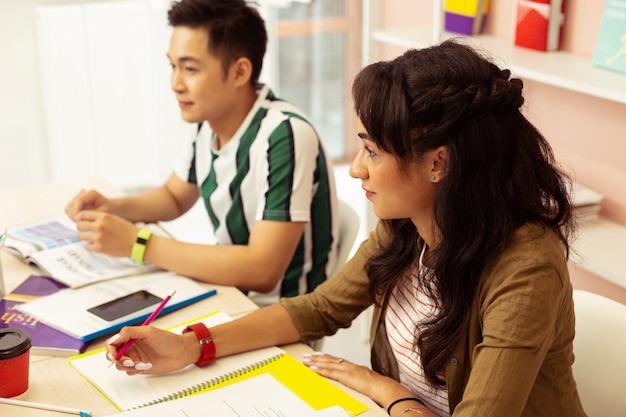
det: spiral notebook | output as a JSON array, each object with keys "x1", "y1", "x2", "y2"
[
  {"x1": 69, "y1": 310, "x2": 368, "y2": 415},
  {"x1": 103, "y1": 373, "x2": 353, "y2": 417}
]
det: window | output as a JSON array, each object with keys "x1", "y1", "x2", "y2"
[{"x1": 263, "y1": 0, "x2": 361, "y2": 162}]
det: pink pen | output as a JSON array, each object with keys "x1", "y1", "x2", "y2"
[{"x1": 108, "y1": 290, "x2": 176, "y2": 367}]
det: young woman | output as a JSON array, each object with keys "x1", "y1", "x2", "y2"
[{"x1": 106, "y1": 40, "x2": 586, "y2": 416}]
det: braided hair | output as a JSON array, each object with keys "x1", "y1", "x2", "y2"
[{"x1": 353, "y1": 39, "x2": 574, "y2": 386}]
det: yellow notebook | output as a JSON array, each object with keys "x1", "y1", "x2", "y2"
[
  {"x1": 102, "y1": 373, "x2": 354, "y2": 417},
  {"x1": 69, "y1": 310, "x2": 368, "y2": 415}
]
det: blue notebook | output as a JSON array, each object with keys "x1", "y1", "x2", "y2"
[{"x1": 592, "y1": 1, "x2": 626, "y2": 74}]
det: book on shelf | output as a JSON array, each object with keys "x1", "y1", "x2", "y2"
[
  {"x1": 593, "y1": 0, "x2": 626, "y2": 74},
  {"x1": 571, "y1": 182, "x2": 604, "y2": 223},
  {"x1": 69, "y1": 310, "x2": 368, "y2": 415},
  {"x1": 18, "y1": 271, "x2": 217, "y2": 342},
  {"x1": 444, "y1": 0, "x2": 490, "y2": 36},
  {"x1": 0, "y1": 275, "x2": 86, "y2": 357},
  {"x1": 102, "y1": 373, "x2": 353, "y2": 417},
  {"x1": 2, "y1": 214, "x2": 167, "y2": 289},
  {"x1": 514, "y1": 0, "x2": 566, "y2": 52}
]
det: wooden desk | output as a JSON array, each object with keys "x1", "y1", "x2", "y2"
[{"x1": 0, "y1": 179, "x2": 386, "y2": 417}]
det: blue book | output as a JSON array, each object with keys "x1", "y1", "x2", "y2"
[{"x1": 593, "y1": 0, "x2": 626, "y2": 74}]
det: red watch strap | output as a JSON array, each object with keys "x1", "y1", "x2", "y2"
[{"x1": 183, "y1": 323, "x2": 216, "y2": 367}]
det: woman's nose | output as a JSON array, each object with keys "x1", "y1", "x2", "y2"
[{"x1": 349, "y1": 150, "x2": 367, "y2": 179}]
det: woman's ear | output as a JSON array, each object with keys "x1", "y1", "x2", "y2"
[
  {"x1": 430, "y1": 145, "x2": 449, "y2": 183},
  {"x1": 231, "y1": 57, "x2": 252, "y2": 87}
]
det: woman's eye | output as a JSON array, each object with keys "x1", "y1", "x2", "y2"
[{"x1": 365, "y1": 146, "x2": 377, "y2": 157}]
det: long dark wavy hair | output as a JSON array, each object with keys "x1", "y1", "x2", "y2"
[
  {"x1": 167, "y1": 0, "x2": 267, "y2": 85},
  {"x1": 352, "y1": 40, "x2": 575, "y2": 386}
]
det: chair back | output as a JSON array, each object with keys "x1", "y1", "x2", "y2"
[
  {"x1": 332, "y1": 200, "x2": 360, "y2": 277},
  {"x1": 308, "y1": 200, "x2": 360, "y2": 351},
  {"x1": 572, "y1": 289, "x2": 626, "y2": 417}
]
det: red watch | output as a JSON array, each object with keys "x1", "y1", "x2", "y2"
[{"x1": 182, "y1": 323, "x2": 216, "y2": 366}]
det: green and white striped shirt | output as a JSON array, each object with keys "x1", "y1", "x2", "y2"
[{"x1": 174, "y1": 85, "x2": 339, "y2": 305}]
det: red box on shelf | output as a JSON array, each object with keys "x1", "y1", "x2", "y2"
[{"x1": 514, "y1": 0, "x2": 565, "y2": 51}]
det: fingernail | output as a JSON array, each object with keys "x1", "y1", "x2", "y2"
[
  {"x1": 123, "y1": 359, "x2": 135, "y2": 367},
  {"x1": 135, "y1": 363, "x2": 152, "y2": 371},
  {"x1": 108, "y1": 334, "x2": 120, "y2": 344},
  {"x1": 302, "y1": 357, "x2": 311, "y2": 363},
  {"x1": 106, "y1": 352, "x2": 114, "y2": 361},
  {"x1": 309, "y1": 365, "x2": 318, "y2": 370}
]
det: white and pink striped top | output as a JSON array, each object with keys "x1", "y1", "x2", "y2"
[{"x1": 385, "y1": 247, "x2": 451, "y2": 416}]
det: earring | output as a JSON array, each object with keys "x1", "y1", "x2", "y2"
[{"x1": 429, "y1": 174, "x2": 436, "y2": 182}]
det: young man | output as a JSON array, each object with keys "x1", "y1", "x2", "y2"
[{"x1": 65, "y1": 0, "x2": 338, "y2": 305}]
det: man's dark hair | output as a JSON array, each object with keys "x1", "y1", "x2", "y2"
[{"x1": 168, "y1": 0, "x2": 267, "y2": 85}]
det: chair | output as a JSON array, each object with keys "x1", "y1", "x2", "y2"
[
  {"x1": 331, "y1": 200, "x2": 361, "y2": 277},
  {"x1": 310, "y1": 200, "x2": 360, "y2": 352},
  {"x1": 572, "y1": 290, "x2": 626, "y2": 417}
]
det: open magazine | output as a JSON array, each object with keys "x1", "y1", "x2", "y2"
[{"x1": 3, "y1": 215, "x2": 167, "y2": 288}]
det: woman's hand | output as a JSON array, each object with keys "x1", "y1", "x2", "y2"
[
  {"x1": 302, "y1": 352, "x2": 437, "y2": 416},
  {"x1": 302, "y1": 353, "x2": 408, "y2": 405},
  {"x1": 105, "y1": 325, "x2": 201, "y2": 375}
]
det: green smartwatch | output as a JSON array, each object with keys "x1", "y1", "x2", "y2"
[{"x1": 131, "y1": 228, "x2": 153, "y2": 263}]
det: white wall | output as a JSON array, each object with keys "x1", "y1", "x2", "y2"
[
  {"x1": 0, "y1": 0, "x2": 49, "y2": 188},
  {"x1": 35, "y1": 0, "x2": 193, "y2": 189},
  {"x1": 0, "y1": 0, "x2": 193, "y2": 191}
]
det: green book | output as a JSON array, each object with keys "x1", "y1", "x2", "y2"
[{"x1": 593, "y1": 0, "x2": 626, "y2": 74}]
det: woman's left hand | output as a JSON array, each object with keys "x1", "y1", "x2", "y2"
[{"x1": 301, "y1": 352, "x2": 412, "y2": 408}]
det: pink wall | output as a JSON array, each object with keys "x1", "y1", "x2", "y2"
[
  {"x1": 375, "y1": 0, "x2": 626, "y2": 303},
  {"x1": 484, "y1": 0, "x2": 626, "y2": 226}
]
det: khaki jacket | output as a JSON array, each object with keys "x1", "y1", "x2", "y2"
[{"x1": 281, "y1": 221, "x2": 586, "y2": 416}]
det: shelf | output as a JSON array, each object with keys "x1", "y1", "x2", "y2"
[
  {"x1": 571, "y1": 218, "x2": 626, "y2": 290},
  {"x1": 371, "y1": 27, "x2": 626, "y2": 105}
]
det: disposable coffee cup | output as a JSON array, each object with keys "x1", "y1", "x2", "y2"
[{"x1": 0, "y1": 328, "x2": 32, "y2": 397}]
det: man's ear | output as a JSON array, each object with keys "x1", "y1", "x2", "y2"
[
  {"x1": 231, "y1": 57, "x2": 252, "y2": 87},
  {"x1": 430, "y1": 145, "x2": 449, "y2": 183}
]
